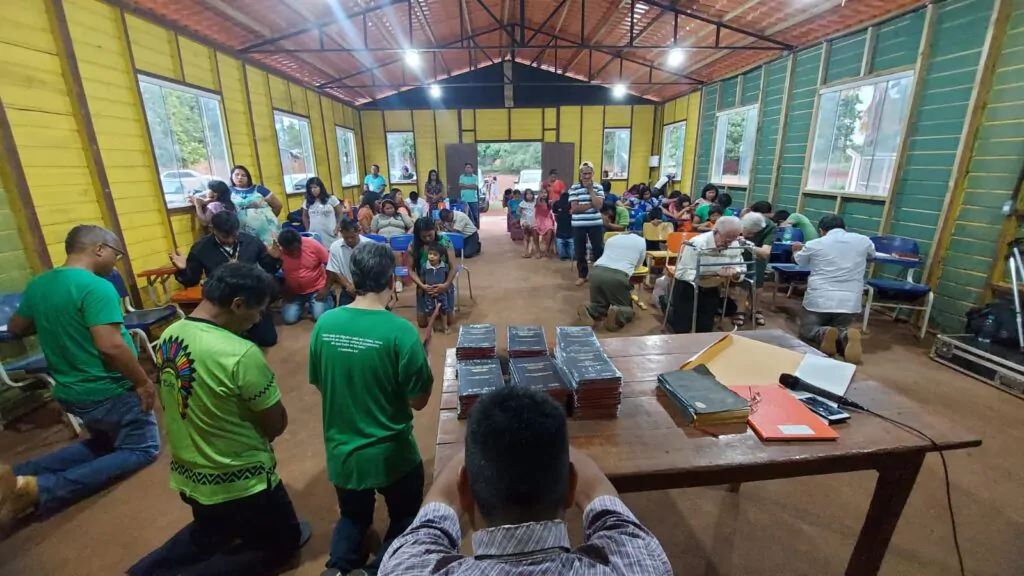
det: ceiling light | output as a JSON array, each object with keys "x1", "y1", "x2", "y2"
[
  {"x1": 667, "y1": 47, "x2": 685, "y2": 67},
  {"x1": 404, "y1": 50, "x2": 420, "y2": 67},
  {"x1": 429, "y1": 84, "x2": 441, "y2": 98},
  {"x1": 612, "y1": 83, "x2": 628, "y2": 98}
]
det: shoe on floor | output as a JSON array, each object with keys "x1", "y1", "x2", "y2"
[
  {"x1": 576, "y1": 304, "x2": 595, "y2": 327},
  {"x1": 574, "y1": 277, "x2": 588, "y2": 286},
  {"x1": 819, "y1": 327, "x2": 839, "y2": 357},
  {"x1": 0, "y1": 474, "x2": 38, "y2": 537},
  {"x1": 844, "y1": 328, "x2": 863, "y2": 364},
  {"x1": 604, "y1": 307, "x2": 625, "y2": 332}
]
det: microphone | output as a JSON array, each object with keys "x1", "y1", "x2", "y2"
[{"x1": 779, "y1": 373, "x2": 866, "y2": 410}]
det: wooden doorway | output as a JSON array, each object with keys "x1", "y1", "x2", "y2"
[{"x1": 445, "y1": 144, "x2": 478, "y2": 203}]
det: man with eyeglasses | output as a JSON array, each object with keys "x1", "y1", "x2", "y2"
[{"x1": 1, "y1": 225, "x2": 161, "y2": 534}]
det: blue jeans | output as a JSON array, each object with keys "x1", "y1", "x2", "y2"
[
  {"x1": 466, "y1": 201, "x2": 480, "y2": 228},
  {"x1": 556, "y1": 237, "x2": 575, "y2": 260},
  {"x1": 14, "y1": 391, "x2": 160, "y2": 516},
  {"x1": 328, "y1": 461, "x2": 424, "y2": 573},
  {"x1": 281, "y1": 292, "x2": 334, "y2": 325}
]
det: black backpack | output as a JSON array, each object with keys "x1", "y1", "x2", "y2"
[{"x1": 965, "y1": 300, "x2": 1021, "y2": 346}]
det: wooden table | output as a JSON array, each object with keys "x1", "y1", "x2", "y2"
[{"x1": 435, "y1": 329, "x2": 981, "y2": 576}]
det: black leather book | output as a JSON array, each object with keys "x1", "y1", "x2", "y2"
[
  {"x1": 457, "y1": 324, "x2": 497, "y2": 350},
  {"x1": 457, "y1": 359, "x2": 505, "y2": 398},
  {"x1": 556, "y1": 350, "x2": 622, "y2": 387},
  {"x1": 656, "y1": 367, "x2": 750, "y2": 426},
  {"x1": 509, "y1": 357, "x2": 567, "y2": 392},
  {"x1": 507, "y1": 326, "x2": 549, "y2": 356},
  {"x1": 554, "y1": 326, "x2": 602, "y2": 355}
]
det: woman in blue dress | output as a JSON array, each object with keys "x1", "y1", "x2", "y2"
[{"x1": 228, "y1": 165, "x2": 283, "y2": 246}]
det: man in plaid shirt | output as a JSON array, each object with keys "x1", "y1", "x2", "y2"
[{"x1": 379, "y1": 387, "x2": 671, "y2": 575}]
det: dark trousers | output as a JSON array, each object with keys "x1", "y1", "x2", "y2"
[
  {"x1": 453, "y1": 232, "x2": 482, "y2": 259},
  {"x1": 129, "y1": 482, "x2": 303, "y2": 576},
  {"x1": 800, "y1": 307, "x2": 855, "y2": 352},
  {"x1": 586, "y1": 266, "x2": 635, "y2": 328},
  {"x1": 668, "y1": 281, "x2": 737, "y2": 334},
  {"x1": 573, "y1": 226, "x2": 605, "y2": 279},
  {"x1": 328, "y1": 461, "x2": 425, "y2": 573},
  {"x1": 466, "y1": 201, "x2": 480, "y2": 228},
  {"x1": 244, "y1": 309, "x2": 277, "y2": 347}
]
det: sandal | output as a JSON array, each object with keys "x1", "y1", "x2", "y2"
[
  {"x1": 754, "y1": 311, "x2": 766, "y2": 326},
  {"x1": 732, "y1": 314, "x2": 746, "y2": 328}
]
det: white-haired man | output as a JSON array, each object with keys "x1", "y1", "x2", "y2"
[{"x1": 667, "y1": 215, "x2": 747, "y2": 333}]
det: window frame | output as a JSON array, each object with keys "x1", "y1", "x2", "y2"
[
  {"x1": 601, "y1": 127, "x2": 632, "y2": 180},
  {"x1": 335, "y1": 126, "x2": 359, "y2": 189},
  {"x1": 710, "y1": 104, "x2": 759, "y2": 188},
  {"x1": 660, "y1": 120, "x2": 687, "y2": 181},
  {"x1": 803, "y1": 69, "x2": 916, "y2": 199},
  {"x1": 137, "y1": 74, "x2": 233, "y2": 211},
  {"x1": 386, "y1": 131, "x2": 418, "y2": 184},
  {"x1": 273, "y1": 109, "x2": 317, "y2": 195}
]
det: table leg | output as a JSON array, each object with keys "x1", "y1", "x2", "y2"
[{"x1": 845, "y1": 453, "x2": 925, "y2": 576}]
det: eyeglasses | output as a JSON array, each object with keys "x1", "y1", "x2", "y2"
[{"x1": 102, "y1": 243, "x2": 125, "y2": 261}]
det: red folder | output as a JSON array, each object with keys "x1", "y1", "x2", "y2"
[{"x1": 727, "y1": 384, "x2": 839, "y2": 441}]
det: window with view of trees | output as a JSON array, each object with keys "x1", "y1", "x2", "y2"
[
  {"x1": 139, "y1": 76, "x2": 231, "y2": 209},
  {"x1": 602, "y1": 128, "x2": 631, "y2": 179},
  {"x1": 387, "y1": 132, "x2": 417, "y2": 183},
  {"x1": 661, "y1": 121, "x2": 686, "y2": 180},
  {"x1": 711, "y1": 105, "x2": 758, "y2": 186},
  {"x1": 807, "y1": 71, "x2": 914, "y2": 197},
  {"x1": 336, "y1": 127, "x2": 358, "y2": 187},
  {"x1": 274, "y1": 111, "x2": 316, "y2": 194}
]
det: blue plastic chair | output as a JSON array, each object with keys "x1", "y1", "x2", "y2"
[
  {"x1": 106, "y1": 270, "x2": 184, "y2": 365},
  {"x1": 300, "y1": 231, "x2": 322, "y2": 243},
  {"x1": 388, "y1": 233, "x2": 415, "y2": 285},
  {"x1": 364, "y1": 234, "x2": 387, "y2": 244},
  {"x1": 863, "y1": 236, "x2": 932, "y2": 339},
  {"x1": 443, "y1": 232, "x2": 474, "y2": 310},
  {"x1": 431, "y1": 209, "x2": 441, "y2": 221},
  {"x1": 628, "y1": 208, "x2": 645, "y2": 231},
  {"x1": 0, "y1": 293, "x2": 79, "y2": 434}
]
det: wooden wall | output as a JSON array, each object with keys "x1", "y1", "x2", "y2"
[{"x1": 647, "y1": 92, "x2": 701, "y2": 193}]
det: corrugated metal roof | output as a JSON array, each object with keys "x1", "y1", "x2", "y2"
[{"x1": 115, "y1": 0, "x2": 931, "y2": 105}]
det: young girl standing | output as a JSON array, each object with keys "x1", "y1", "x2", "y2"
[
  {"x1": 517, "y1": 189, "x2": 538, "y2": 257},
  {"x1": 534, "y1": 192, "x2": 556, "y2": 258}
]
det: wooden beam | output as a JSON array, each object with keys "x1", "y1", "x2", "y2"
[
  {"x1": 0, "y1": 95, "x2": 51, "y2": 270},
  {"x1": 46, "y1": 0, "x2": 141, "y2": 303},
  {"x1": 768, "y1": 54, "x2": 795, "y2": 206},
  {"x1": 861, "y1": 25, "x2": 877, "y2": 77},
  {"x1": 747, "y1": 65, "x2": 769, "y2": 205},
  {"x1": 796, "y1": 42, "x2": 830, "y2": 214}
]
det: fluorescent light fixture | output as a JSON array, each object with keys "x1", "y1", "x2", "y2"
[
  {"x1": 404, "y1": 50, "x2": 420, "y2": 67},
  {"x1": 667, "y1": 47, "x2": 685, "y2": 67},
  {"x1": 612, "y1": 83, "x2": 628, "y2": 98},
  {"x1": 429, "y1": 84, "x2": 441, "y2": 98}
]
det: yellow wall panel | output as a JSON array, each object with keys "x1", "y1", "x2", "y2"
[
  {"x1": 384, "y1": 110, "x2": 413, "y2": 132},
  {"x1": 544, "y1": 107, "x2": 557, "y2": 130},
  {"x1": 217, "y1": 54, "x2": 256, "y2": 172},
  {"x1": 544, "y1": 129, "x2": 557, "y2": 143},
  {"x1": 461, "y1": 109, "x2": 475, "y2": 130},
  {"x1": 2, "y1": 0, "x2": 57, "y2": 54},
  {"x1": 246, "y1": 67, "x2": 284, "y2": 203},
  {"x1": 413, "y1": 109, "x2": 438, "y2": 194},
  {"x1": 125, "y1": 14, "x2": 178, "y2": 79},
  {"x1": 628, "y1": 105, "x2": 654, "y2": 195},
  {"x1": 435, "y1": 110, "x2": 459, "y2": 186},
  {"x1": 511, "y1": 108, "x2": 542, "y2": 141},
  {"x1": 476, "y1": 109, "x2": 509, "y2": 141},
  {"x1": 559, "y1": 106, "x2": 582, "y2": 169},
  {"x1": 268, "y1": 75, "x2": 290, "y2": 111},
  {"x1": 580, "y1": 106, "x2": 603, "y2": 168},
  {"x1": 319, "y1": 96, "x2": 341, "y2": 195},
  {"x1": 361, "y1": 110, "x2": 387, "y2": 178},
  {"x1": 461, "y1": 131, "x2": 476, "y2": 144},
  {"x1": 289, "y1": 83, "x2": 308, "y2": 116},
  {"x1": 0, "y1": 44, "x2": 74, "y2": 115},
  {"x1": 306, "y1": 90, "x2": 331, "y2": 208},
  {"x1": 178, "y1": 37, "x2": 217, "y2": 91},
  {"x1": 683, "y1": 93, "x2": 701, "y2": 190},
  {"x1": 604, "y1": 105, "x2": 631, "y2": 128}
]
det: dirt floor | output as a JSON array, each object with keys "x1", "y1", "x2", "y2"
[{"x1": 1, "y1": 211, "x2": 1023, "y2": 575}]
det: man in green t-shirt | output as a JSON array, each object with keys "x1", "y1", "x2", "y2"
[
  {"x1": 1, "y1": 225, "x2": 159, "y2": 530},
  {"x1": 310, "y1": 241, "x2": 434, "y2": 576},
  {"x1": 774, "y1": 210, "x2": 820, "y2": 241},
  {"x1": 458, "y1": 162, "x2": 481, "y2": 227},
  {"x1": 130, "y1": 263, "x2": 310, "y2": 575}
]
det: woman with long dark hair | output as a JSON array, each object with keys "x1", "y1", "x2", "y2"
[
  {"x1": 193, "y1": 179, "x2": 235, "y2": 226},
  {"x1": 301, "y1": 176, "x2": 344, "y2": 249},
  {"x1": 228, "y1": 164, "x2": 283, "y2": 245},
  {"x1": 408, "y1": 217, "x2": 457, "y2": 330},
  {"x1": 424, "y1": 169, "x2": 444, "y2": 210}
]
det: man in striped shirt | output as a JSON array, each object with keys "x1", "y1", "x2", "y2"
[
  {"x1": 568, "y1": 161, "x2": 607, "y2": 286},
  {"x1": 379, "y1": 386, "x2": 671, "y2": 575}
]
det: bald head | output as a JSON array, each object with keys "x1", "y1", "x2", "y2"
[{"x1": 65, "y1": 225, "x2": 119, "y2": 256}]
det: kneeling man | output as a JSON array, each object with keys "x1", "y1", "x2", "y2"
[{"x1": 577, "y1": 232, "x2": 647, "y2": 331}]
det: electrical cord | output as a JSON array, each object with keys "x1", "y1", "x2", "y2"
[{"x1": 845, "y1": 404, "x2": 966, "y2": 576}]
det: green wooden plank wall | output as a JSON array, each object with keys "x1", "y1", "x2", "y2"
[
  {"x1": 775, "y1": 46, "x2": 824, "y2": 212},
  {"x1": 750, "y1": 58, "x2": 790, "y2": 203},
  {"x1": 694, "y1": 84, "x2": 718, "y2": 188},
  {"x1": 933, "y1": 0, "x2": 1024, "y2": 331},
  {"x1": 719, "y1": 77, "x2": 739, "y2": 109},
  {"x1": 872, "y1": 9, "x2": 927, "y2": 72},
  {"x1": 825, "y1": 30, "x2": 867, "y2": 85},
  {"x1": 741, "y1": 67, "x2": 763, "y2": 106}
]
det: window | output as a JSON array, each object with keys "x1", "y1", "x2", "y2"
[
  {"x1": 139, "y1": 76, "x2": 231, "y2": 209},
  {"x1": 602, "y1": 128, "x2": 631, "y2": 180},
  {"x1": 661, "y1": 121, "x2": 686, "y2": 180},
  {"x1": 807, "y1": 71, "x2": 914, "y2": 197},
  {"x1": 274, "y1": 111, "x2": 316, "y2": 194},
  {"x1": 711, "y1": 105, "x2": 758, "y2": 186},
  {"x1": 336, "y1": 127, "x2": 359, "y2": 187},
  {"x1": 386, "y1": 132, "x2": 417, "y2": 183}
]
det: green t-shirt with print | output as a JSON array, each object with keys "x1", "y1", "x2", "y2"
[
  {"x1": 16, "y1": 267, "x2": 136, "y2": 403},
  {"x1": 459, "y1": 174, "x2": 479, "y2": 203},
  {"x1": 614, "y1": 205, "x2": 630, "y2": 227},
  {"x1": 156, "y1": 317, "x2": 282, "y2": 505},
  {"x1": 309, "y1": 307, "x2": 434, "y2": 490},
  {"x1": 786, "y1": 213, "x2": 820, "y2": 241}
]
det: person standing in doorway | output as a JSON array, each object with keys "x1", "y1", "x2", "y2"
[
  {"x1": 546, "y1": 169, "x2": 566, "y2": 203},
  {"x1": 424, "y1": 169, "x2": 445, "y2": 211},
  {"x1": 569, "y1": 161, "x2": 606, "y2": 286},
  {"x1": 1, "y1": 225, "x2": 160, "y2": 532},
  {"x1": 459, "y1": 163, "x2": 481, "y2": 227}
]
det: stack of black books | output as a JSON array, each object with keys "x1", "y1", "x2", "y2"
[
  {"x1": 507, "y1": 326, "x2": 549, "y2": 358},
  {"x1": 456, "y1": 324, "x2": 498, "y2": 361},
  {"x1": 656, "y1": 366, "x2": 750, "y2": 427},
  {"x1": 554, "y1": 327, "x2": 623, "y2": 419},
  {"x1": 509, "y1": 356, "x2": 570, "y2": 411},
  {"x1": 457, "y1": 359, "x2": 505, "y2": 419}
]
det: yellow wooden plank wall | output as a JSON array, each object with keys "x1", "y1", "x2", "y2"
[
  {"x1": 179, "y1": 36, "x2": 217, "y2": 91},
  {"x1": 306, "y1": 90, "x2": 330, "y2": 209},
  {"x1": 650, "y1": 91, "x2": 701, "y2": 192},
  {"x1": 435, "y1": 109, "x2": 459, "y2": 189},
  {"x1": 604, "y1": 105, "x2": 631, "y2": 128},
  {"x1": 560, "y1": 106, "x2": 582, "y2": 169},
  {"x1": 384, "y1": 110, "x2": 413, "y2": 132},
  {"x1": 626, "y1": 106, "x2": 654, "y2": 195},
  {"x1": 413, "y1": 109, "x2": 437, "y2": 196},
  {"x1": 511, "y1": 108, "x2": 543, "y2": 141},
  {"x1": 362, "y1": 110, "x2": 387, "y2": 181},
  {"x1": 289, "y1": 84, "x2": 307, "y2": 116},
  {"x1": 268, "y1": 75, "x2": 290, "y2": 110},
  {"x1": 246, "y1": 68, "x2": 284, "y2": 210},
  {"x1": 217, "y1": 54, "x2": 256, "y2": 177},
  {"x1": 124, "y1": 14, "x2": 177, "y2": 79},
  {"x1": 544, "y1": 108, "x2": 557, "y2": 129},
  {"x1": 476, "y1": 109, "x2": 509, "y2": 141},
  {"x1": 580, "y1": 106, "x2": 604, "y2": 169}
]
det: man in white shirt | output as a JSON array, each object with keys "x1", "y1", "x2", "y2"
[
  {"x1": 326, "y1": 219, "x2": 370, "y2": 306},
  {"x1": 577, "y1": 233, "x2": 646, "y2": 331},
  {"x1": 668, "y1": 216, "x2": 746, "y2": 334},
  {"x1": 793, "y1": 214, "x2": 874, "y2": 363},
  {"x1": 439, "y1": 208, "x2": 481, "y2": 258}
]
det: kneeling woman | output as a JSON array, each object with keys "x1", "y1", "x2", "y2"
[{"x1": 408, "y1": 218, "x2": 457, "y2": 330}]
